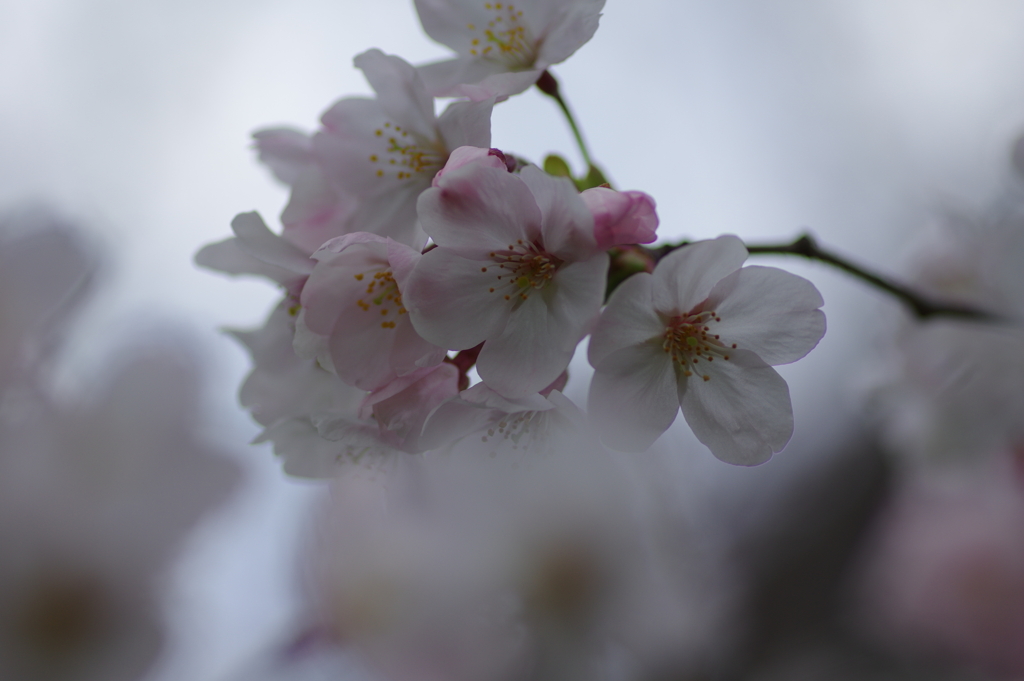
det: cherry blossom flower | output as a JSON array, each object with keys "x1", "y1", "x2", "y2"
[
  {"x1": 588, "y1": 235, "x2": 825, "y2": 465},
  {"x1": 403, "y1": 159, "x2": 609, "y2": 398},
  {"x1": 296, "y1": 440, "x2": 737, "y2": 681},
  {"x1": 253, "y1": 127, "x2": 358, "y2": 255},
  {"x1": 310, "y1": 48, "x2": 493, "y2": 248},
  {"x1": 871, "y1": 187, "x2": 1024, "y2": 464},
  {"x1": 321, "y1": 363, "x2": 461, "y2": 454},
  {"x1": 414, "y1": 0, "x2": 606, "y2": 100},
  {"x1": 854, "y1": 465, "x2": 1024, "y2": 677},
  {"x1": 296, "y1": 232, "x2": 446, "y2": 391},
  {"x1": 419, "y1": 378, "x2": 588, "y2": 460}
]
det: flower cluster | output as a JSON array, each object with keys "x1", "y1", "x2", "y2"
[{"x1": 198, "y1": 0, "x2": 826, "y2": 474}]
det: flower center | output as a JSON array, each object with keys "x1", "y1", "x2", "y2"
[
  {"x1": 370, "y1": 122, "x2": 446, "y2": 181},
  {"x1": 354, "y1": 268, "x2": 407, "y2": 329},
  {"x1": 662, "y1": 308, "x2": 737, "y2": 381},
  {"x1": 482, "y1": 239, "x2": 563, "y2": 305},
  {"x1": 465, "y1": 2, "x2": 537, "y2": 70}
]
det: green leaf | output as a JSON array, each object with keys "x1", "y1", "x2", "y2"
[
  {"x1": 543, "y1": 154, "x2": 573, "y2": 178},
  {"x1": 576, "y1": 164, "x2": 609, "y2": 191}
]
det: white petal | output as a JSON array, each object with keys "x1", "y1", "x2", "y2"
[
  {"x1": 476, "y1": 295, "x2": 573, "y2": 398},
  {"x1": 230, "y1": 212, "x2": 315, "y2": 275},
  {"x1": 588, "y1": 272, "x2": 663, "y2": 370},
  {"x1": 476, "y1": 255, "x2": 607, "y2": 397},
  {"x1": 652, "y1": 235, "x2": 747, "y2": 314},
  {"x1": 414, "y1": 0, "x2": 493, "y2": 55},
  {"x1": 194, "y1": 237, "x2": 298, "y2": 285},
  {"x1": 535, "y1": 0, "x2": 606, "y2": 66},
  {"x1": 679, "y1": 349, "x2": 793, "y2": 466},
  {"x1": 388, "y1": 315, "x2": 446, "y2": 376},
  {"x1": 253, "y1": 127, "x2": 313, "y2": 185},
  {"x1": 437, "y1": 99, "x2": 493, "y2": 150},
  {"x1": 705, "y1": 265, "x2": 826, "y2": 365},
  {"x1": 588, "y1": 343, "x2": 679, "y2": 452},
  {"x1": 346, "y1": 183, "x2": 426, "y2": 247},
  {"x1": 314, "y1": 98, "x2": 401, "y2": 198},
  {"x1": 447, "y1": 70, "x2": 543, "y2": 101},
  {"x1": 403, "y1": 248, "x2": 512, "y2": 349},
  {"x1": 353, "y1": 49, "x2": 435, "y2": 138},
  {"x1": 416, "y1": 57, "x2": 507, "y2": 99},
  {"x1": 518, "y1": 166, "x2": 597, "y2": 258}
]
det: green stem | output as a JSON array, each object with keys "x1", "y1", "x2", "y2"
[{"x1": 536, "y1": 70, "x2": 593, "y2": 169}]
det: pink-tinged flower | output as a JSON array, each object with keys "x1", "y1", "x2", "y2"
[
  {"x1": 588, "y1": 235, "x2": 825, "y2": 464},
  {"x1": 296, "y1": 233, "x2": 446, "y2": 391},
  {"x1": 870, "y1": 194, "x2": 1024, "y2": 464},
  {"x1": 414, "y1": 0, "x2": 606, "y2": 100},
  {"x1": 419, "y1": 379, "x2": 588, "y2": 459},
  {"x1": 579, "y1": 187, "x2": 658, "y2": 250},
  {"x1": 232, "y1": 301, "x2": 401, "y2": 478},
  {"x1": 854, "y1": 467, "x2": 1024, "y2": 677},
  {"x1": 311, "y1": 48, "x2": 493, "y2": 248},
  {"x1": 356, "y1": 363, "x2": 461, "y2": 452},
  {"x1": 194, "y1": 211, "x2": 314, "y2": 295},
  {"x1": 253, "y1": 127, "x2": 358, "y2": 255},
  {"x1": 403, "y1": 161, "x2": 610, "y2": 398}
]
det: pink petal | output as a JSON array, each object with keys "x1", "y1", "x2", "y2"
[
  {"x1": 431, "y1": 146, "x2": 508, "y2": 187},
  {"x1": 580, "y1": 187, "x2": 658, "y2": 250},
  {"x1": 231, "y1": 212, "x2": 315, "y2": 275},
  {"x1": 417, "y1": 165, "x2": 540, "y2": 256}
]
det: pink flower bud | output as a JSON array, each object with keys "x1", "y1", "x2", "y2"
[
  {"x1": 432, "y1": 146, "x2": 510, "y2": 186},
  {"x1": 580, "y1": 188, "x2": 659, "y2": 250}
]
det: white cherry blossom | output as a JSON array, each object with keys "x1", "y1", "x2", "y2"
[
  {"x1": 414, "y1": 0, "x2": 606, "y2": 100},
  {"x1": 588, "y1": 235, "x2": 826, "y2": 465},
  {"x1": 311, "y1": 48, "x2": 493, "y2": 248},
  {"x1": 403, "y1": 159, "x2": 609, "y2": 398}
]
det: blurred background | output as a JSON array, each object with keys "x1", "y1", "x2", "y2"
[{"x1": 3, "y1": 1, "x2": 1024, "y2": 679}]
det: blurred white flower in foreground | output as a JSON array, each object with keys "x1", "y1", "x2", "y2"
[
  {"x1": 872, "y1": 139, "x2": 1024, "y2": 464},
  {"x1": 294, "y1": 445, "x2": 740, "y2": 681},
  {"x1": 0, "y1": 210, "x2": 240, "y2": 681},
  {"x1": 853, "y1": 463, "x2": 1024, "y2": 677}
]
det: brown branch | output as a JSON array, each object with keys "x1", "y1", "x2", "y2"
[{"x1": 643, "y1": 233, "x2": 1003, "y2": 323}]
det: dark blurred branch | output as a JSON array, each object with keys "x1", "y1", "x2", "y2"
[{"x1": 644, "y1": 233, "x2": 1002, "y2": 322}]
